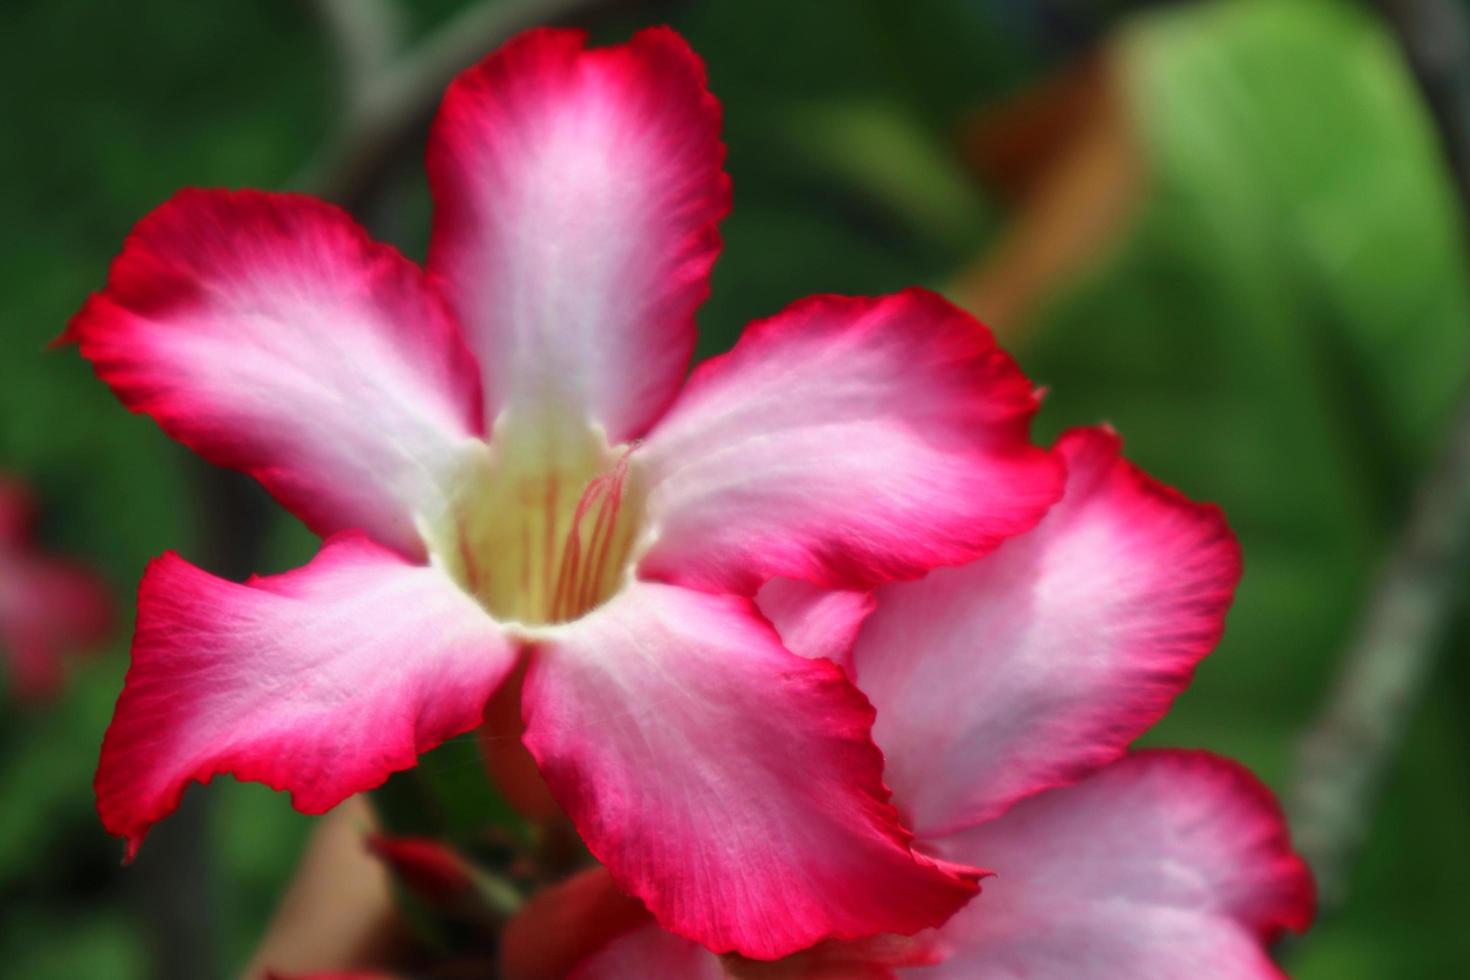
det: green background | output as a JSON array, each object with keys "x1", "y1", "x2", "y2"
[{"x1": 0, "y1": 0, "x2": 1465, "y2": 975}]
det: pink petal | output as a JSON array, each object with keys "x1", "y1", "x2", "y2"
[
  {"x1": 67, "y1": 189, "x2": 484, "y2": 557},
  {"x1": 760, "y1": 936, "x2": 945, "y2": 979},
  {"x1": 95, "y1": 533, "x2": 514, "y2": 859},
  {"x1": 855, "y1": 427, "x2": 1241, "y2": 837},
  {"x1": 478, "y1": 657, "x2": 562, "y2": 823},
  {"x1": 513, "y1": 866, "x2": 942, "y2": 980},
  {"x1": 427, "y1": 27, "x2": 728, "y2": 441},
  {"x1": 502, "y1": 867, "x2": 652, "y2": 980},
  {"x1": 573, "y1": 919, "x2": 937, "y2": 980},
  {"x1": 520, "y1": 582, "x2": 979, "y2": 959},
  {"x1": 754, "y1": 577, "x2": 874, "y2": 672},
  {"x1": 920, "y1": 751, "x2": 1315, "y2": 979},
  {"x1": 570, "y1": 924, "x2": 726, "y2": 980},
  {"x1": 636, "y1": 290, "x2": 1062, "y2": 593}
]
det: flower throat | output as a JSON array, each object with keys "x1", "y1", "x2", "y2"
[{"x1": 427, "y1": 423, "x2": 646, "y2": 627}]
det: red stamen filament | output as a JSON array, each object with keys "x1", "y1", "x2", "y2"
[{"x1": 547, "y1": 456, "x2": 631, "y2": 623}]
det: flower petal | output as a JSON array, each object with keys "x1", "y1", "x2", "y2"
[
  {"x1": 855, "y1": 427, "x2": 1241, "y2": 837},
  {"x1": 478, "y1": 656, "x2": 562, "y2": 823},
  {"x1": 570, "y1": 924, "x2": 726, "y2": 980},
  {"x1": 95, "y1": 533, "x2": 514, "y2": 859},
  {"x1": 567, "y1": 922, "x2": 934, "y2": 980},
  {"x1": 636, "y1": 290, "x2": 1062, "y2": 593},
  {"x1": 502, "y1": 867, "x2": 652, "y2": 980},
  {"x1": 520, "y1": 581, "x2": 979, "y2": 959},
  {"x1": 67, "y1": 189, "x2": 485, "y2": 556},
  {"x1": 512, "y1": 866, "x2": 942, "y2": 980},
  {"x1": 427, "y1": 27, "x2": 728, "y2": 442},
  {"x1": 917, "y1": 751, "x2": 1315, "y2": 979},
  {"x1": 754, "y1": 578, "x2": 874, "y2": 672},
  {"x1": 572, "y1": 917, "x2": 936, "y2": 980}
]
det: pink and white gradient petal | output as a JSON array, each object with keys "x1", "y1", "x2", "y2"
[
  {"x1": 67, "y1": 189, "x2": 485, "y2": 557},
  {"x1": 95, "y1": 533, "x2": 516, "y2": 859},
  {"x1": 428, "y1": 27, "x2": 728, "y2": 442},
  {"x1": 520, "y1": 581, "x2": 980, "y2": 960},
  {"x1": 636, "y1": 290, "x2": 1063, "y2": 594},
  {"x1": 855, "y1": 426, "x2": 1241, "y2": 837},
  {"x1": 913, "y1": 751, "x2": 1314, "y2": 980},
  {"x1": 754, "y1": 577, "x2": 874, "y2": 672}
]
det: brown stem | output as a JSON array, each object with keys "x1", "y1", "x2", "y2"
[
  {"x1": 305, "y1": 0, "x2": 404, "y2": 110},
  {"x1": 1287, "y1": 385, "x2": 1470, "y2": 908},
  {"x1": 1285, "y1": 0, "x2": 1470, "y2": 912},
  {"x1": 293, "y1": 0, "x2": 628, "y2": 209}
]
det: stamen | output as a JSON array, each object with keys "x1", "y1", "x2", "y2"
[
  {"x1": 546, "y1": 454, "x2": 632, "y2": 623},
  {"x1": 517, "y1": 520, "x2": 532, "y2": 610},
  {"x1": 456, "y1": 524, "x2": 482, "y2": 596},
  {"x1": 431, "y1": 433, "x2": 641, "y2": 627},
  {"x1": 578, "y1": 456, "x2": 628, "y2": 613},
  {"x1": 541, "y1": 477, "x2": 559, "y2": 611}
]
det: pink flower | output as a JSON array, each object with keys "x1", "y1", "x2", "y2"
[
  {"x1": 65, "y1": 28, "x2": 1063, "y2": 957},
  {"x1": 506, "y1": 429, "x2": 1317, "y2": 978},
  {"x1": 0, "y1": 476, "x2": 113, "y2": 702}
]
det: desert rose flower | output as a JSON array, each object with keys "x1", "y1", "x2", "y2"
[
  {"x1": 507, "y1": 429, "x2": 1316, "y2": 978},
  {"x1": 0, "y1": 476, "x2": 113, "y2": 701},
  {"x1": 65, "y1": 27, "x2": 1064, "y2": 957}
]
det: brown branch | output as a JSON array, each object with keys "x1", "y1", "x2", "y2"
[
  {"x1": 1289, "y1": 390, "x2": 1470, "y2": 907},
  {"x1": 1372, "y1": 0, "x2": 1470, "y2": 216},
  {"x1": 293, "y1": 0, "x2": 624, "y2": 209},
  {"x1": 1286, "y1": 0, "x2": 1470, "y2": 909},
  {"x1": 305, "y1": 0, "x2": 405, "y2": 108},
  {"x1": 947, "y1": 50, "x2": 1143, "y2": 337}
]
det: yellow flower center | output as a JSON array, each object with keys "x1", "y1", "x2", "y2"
[{"x1": 424, "y1": 415, "x2": 648, "y2": 626}]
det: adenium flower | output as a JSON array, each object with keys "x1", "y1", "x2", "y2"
[
  {"x1": 504, "y1": 430, "x2": 1317, "y2": 978},
  {"x1": 65, "y1": 27, "x2": 1064, "y2": 957},
  {"x1": 0, "y1": 476, "x2": 113, "y2": 701}
]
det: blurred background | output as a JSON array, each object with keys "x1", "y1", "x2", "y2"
[{"x1": 1, "y1": 0, "x2": 1467, "y2": 976}]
